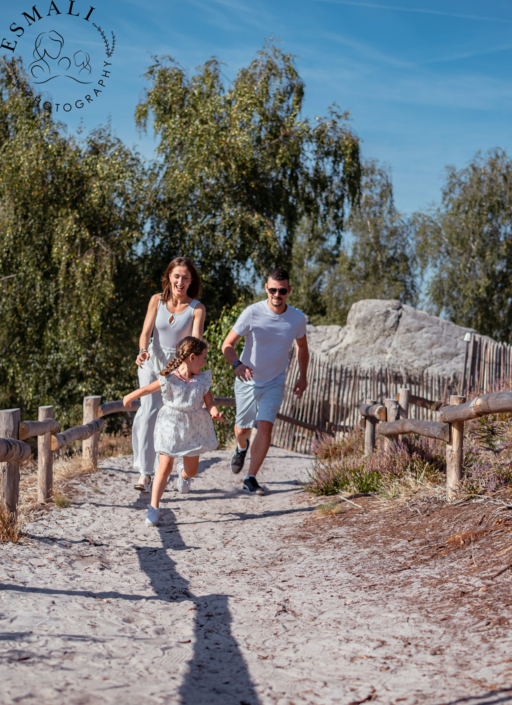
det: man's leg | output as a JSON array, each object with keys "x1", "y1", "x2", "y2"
[
  {"x1": 242, "y1": 380, "x2": 284, "y2": 494},
  {"x1": 231, "y1": 379, "x2": 257, "y2": 475},
  {"x1": 245, "y1": 421, "x2": 273, "y2": 477},
  {"x1": 234, "y1": 425, "x2": 251, "y2": 449}
]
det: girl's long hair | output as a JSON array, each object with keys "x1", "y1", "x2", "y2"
[
  {"x1": 161, "y1": 257, "x2": 201, "y2": 303},
  {"x1": 160, "y1": 336, "x2": 208, "y2": 377}
]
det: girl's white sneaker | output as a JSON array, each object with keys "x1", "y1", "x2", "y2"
[
  {"x1": 176, "y1": 474, "x2": 193, "y2": 494},
  {"x1": 145, "y1": 505, "x2": 160, "y2": 526}
]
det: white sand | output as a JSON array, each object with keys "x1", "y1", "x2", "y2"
[{"x1": 1, "y1": 447, "x2": 511, "y2": 704}]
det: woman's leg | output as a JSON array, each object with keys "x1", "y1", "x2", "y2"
[
  {"x1": 182, "y1": 456, "x2": 199, "y2": 479},
  {"x1": 132, "y1": 359, "x2": 162, "y2": 484},
  {"x1": 150, "y1": 455, "x2": 174, "y2": 508}
]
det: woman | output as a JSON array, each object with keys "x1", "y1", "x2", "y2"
[{"x1": 132, "y1": 257, "x2": 206, "y2": 493}]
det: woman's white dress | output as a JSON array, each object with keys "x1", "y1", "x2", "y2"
[{"x1": 154, "y1": 370, "x2": 218, "y2": 458}]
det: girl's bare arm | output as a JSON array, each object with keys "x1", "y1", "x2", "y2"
[
  {"x1": 123, "y1": 380, "x2": 161, "y2": 409},
  {"x1": 203, "y1": 390, "x2": 225, "y2": 421}
]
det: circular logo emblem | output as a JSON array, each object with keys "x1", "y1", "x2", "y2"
[{"x1": 2, "y1": 2, "x2": 115, "y2": 114}]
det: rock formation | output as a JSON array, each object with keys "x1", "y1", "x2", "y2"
[{"x1": 306, "y1": 299, "x2": 495, "y2": 377}]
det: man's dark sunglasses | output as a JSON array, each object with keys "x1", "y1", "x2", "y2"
[{"x1": 268, "y1": 287, "x2": 289, "y2": 296}]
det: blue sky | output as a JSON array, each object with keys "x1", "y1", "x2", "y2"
[{"x1": 2, "y1": 0, "x2": 512, "y2": 214}]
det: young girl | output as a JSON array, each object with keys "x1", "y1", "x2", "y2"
[{"x1": 123, "y1": 336, "x2": 224, "y2": 526}]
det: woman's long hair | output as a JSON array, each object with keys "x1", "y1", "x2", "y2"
[{"x1": 161, "y1": 257, "x2": 201, "y2": 303}]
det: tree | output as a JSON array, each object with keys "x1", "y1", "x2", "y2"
[
  {"x1": 0, "y1": 59, "x2": 148, "y2": 425},
  {"x1": 135, "y1": 40, "x2": 362, "y2": 320},
  {"x1": 290, "y1": 160, "x2": 417, "y2": 324},
  {"x1": 415, "y1": 149, "x2": 512, "y2": 341}
]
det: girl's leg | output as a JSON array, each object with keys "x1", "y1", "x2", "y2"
[
  {"x1": 182, "y1": 456, "x2": 199, "y2": 479},
  {"x1": 176, "y1": 456, "x2": 199, "y2": 495},
  {"x1": 150, "y1": 455, "x2": 174, "y2": 508}
]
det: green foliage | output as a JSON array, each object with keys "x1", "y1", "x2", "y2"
[
  {"x1": 290, "y1": 161, "x2": 417, "y2": 324},
  {"x1": 0, "y1": 59, "x2": 148, "y2": 426},
  {"x1": 415, "y1": 148, "x2": 512, "y2": 341},
  {"x1": 204, "y1": 302, "x2": 246, "y2": 447},
  {"x1": 136, "y1": 40, "x2": 361, "y2": 319}
]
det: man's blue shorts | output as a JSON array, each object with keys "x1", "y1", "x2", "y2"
[{"x1": 234, "y1": 378, "x2": 285, "y2": 429}]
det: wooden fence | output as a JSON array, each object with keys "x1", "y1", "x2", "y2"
[
  {"x1": 272, "y1": 333, "x2": 512, "y2": 454},
  {"x1": 3, "y1": 331, "x2": 512, "y2": 512},
  {"x1": 0, "y1": 395, "x2": 331, "y2": 516}
]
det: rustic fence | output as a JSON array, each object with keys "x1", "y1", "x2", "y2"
[
  {"x1": 272, "y1": 333, "x2": 512, "y2": 454},
  {"x1": 2, "y1": 331, "x2": 512, "y2": 512},
  {"x1": 360, "y1": 389, "x2": 512, "y2": 500},
  {"x1": 0, "y1": 394, "x2": 331, "y2": 516}
]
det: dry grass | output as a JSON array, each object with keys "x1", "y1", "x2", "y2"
[
  {"x1": 53, "y1": 452, "x2": 95, "y2": 482},
  {"x1": 99, "y1": 432, "x2": 133, "y2": 459},
  {"x1": 378, "y1": 468, "x2": 445, "y2": 501},
  {"x1": 315, "y1": 500, "x2": 345, "y2": 517},
  {"x1": 53, "y1": 493, "x2": 72, "y2": 508},
  {"x1": 0, "y1": 503, "x2": 24, "y2": 543}
]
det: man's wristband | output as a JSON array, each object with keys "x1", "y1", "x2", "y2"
[
  {"x1": 138, "y1": 348, "x2": 148, "y2": 354},
  {"x1": 232, "y1": 360, "x2": 242, "y2": 370}
]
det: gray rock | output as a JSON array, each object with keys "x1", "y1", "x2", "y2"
[{"x1": 306, "y1": 299, "x2": 495, "y2": 376}]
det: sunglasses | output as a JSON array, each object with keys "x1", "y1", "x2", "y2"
[{"x1": 268, "y1": 287, "x2": 289, "y2": 296}]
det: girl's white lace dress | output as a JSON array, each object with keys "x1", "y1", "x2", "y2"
[{"x1": 154, "y1": 369, "x2": 218, "y2": 458}]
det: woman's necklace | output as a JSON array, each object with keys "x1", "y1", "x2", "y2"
[{"x1": 167, "y1": 297, "x2": 189, "y2": 325}]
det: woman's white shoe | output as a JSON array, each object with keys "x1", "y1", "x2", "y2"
[{"x1": 135, "y1": 474, "x2": 152, "y2": 493}]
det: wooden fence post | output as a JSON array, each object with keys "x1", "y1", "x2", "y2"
[
  {"x1": 446, "y1": 394, "x2": 466, "y2": 501},
  {"x1": 364, "y1": 398, "x2": 377, "y2": 457},
  {"x1": 83, "y1": 396, "x2": 101, "y2": 469},
  {"x1": 384, "y1": 399, "x2": 399, "y2": 451},
  {"x1": 398, "y1": 387, "x2": 410, "y2": 442},
  {"x1": 38, "y1": 406, "x2": 54, "y2": 503},
  {"x1": 0, "y1": 409, "x2": 21, "y2": 514}
]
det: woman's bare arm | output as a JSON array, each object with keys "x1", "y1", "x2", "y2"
[
  {"x1": 136, "y1": 294, "x2": 160, "y2": 366},
  {"x1": 192, "y1": 302, "x2": 206, "y2": 339}
]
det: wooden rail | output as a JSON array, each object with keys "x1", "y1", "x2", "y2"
[
  {"x1": 0, "y1": 393, "x2": 335, "y2": 514},
  {"x1": 378, "y1": 419, "x2": 450, "y2": 443},
  {"x1": 395, "y1": 392, "x2": 444, "y2": 412},
  {"x1": 51, "y1": 418, "x2": 106, "y2": 452},
  {"x1": 359, "y1": 387, "x2": 512, "y2": 499},
  {"x1": 0, "y1": 438, "x2": 31, "y2": 463},
  {"x1": 19, "y1": 418, "x2": 60, "y2": 440}
]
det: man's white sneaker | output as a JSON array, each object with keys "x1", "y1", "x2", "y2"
[
  {"x1": 145, "y1": 505, "x2": 160, "y2": 526},
  {"x1": 176, "y1": 474, "x2": 193, "y2": 494},
  {"x1": 135, "y1": 474, "x2": 152, "y2": 493}
]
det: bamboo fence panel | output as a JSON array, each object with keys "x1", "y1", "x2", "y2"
[{"x1": 272, "y1": 332, "x2": 512, "y2": 453}]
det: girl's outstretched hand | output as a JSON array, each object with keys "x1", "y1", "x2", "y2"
[
  {"x1": 123, "y1": 394, "x2": 133, "y2": 409},
  {"x1": 210, "y1": 407, "x2": 225, "y2": 421}
]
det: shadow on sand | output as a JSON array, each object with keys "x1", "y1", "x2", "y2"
[{"x1": 133, "y1": 479, "x2": 261, "y2": 705}]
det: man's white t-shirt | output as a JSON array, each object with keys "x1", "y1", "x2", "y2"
[{"x1": 233, "y1": 300, "x2": 307, "y2": 387}]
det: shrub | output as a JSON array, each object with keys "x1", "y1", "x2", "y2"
[
  {"x1": 204, "y1": 302, "x2": 246, "y2": 448},
  {"x1": 305, "y1": 431, "x2": 445, "y2": 497}
]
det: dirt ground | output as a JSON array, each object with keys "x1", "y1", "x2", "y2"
[{"x1": 1, "y1": 446, "x2": 512, "y2": 705}]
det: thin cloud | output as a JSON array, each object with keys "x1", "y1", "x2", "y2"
[{"x1": 314, "y1": 0, "x2": 512, "y2": 24}]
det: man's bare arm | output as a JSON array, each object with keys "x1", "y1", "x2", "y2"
[
  {"x1": 222, "y1": 329, "x2": 254, "y2": 381},
  {"x1": 293, "y1": 335, "x2": 309, "y2": 398}
]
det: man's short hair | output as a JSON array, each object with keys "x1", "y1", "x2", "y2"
[{"x1": 268, "y1": 267, "x2": 289, "y2": 283}]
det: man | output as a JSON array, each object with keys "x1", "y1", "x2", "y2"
[{"x1": 222, "y1": 268, "x2": 309, "y2": 495}]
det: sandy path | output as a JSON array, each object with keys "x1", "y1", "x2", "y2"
[{"x1": 1, "y1": 447, "x2": 512, "y2": 705}]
